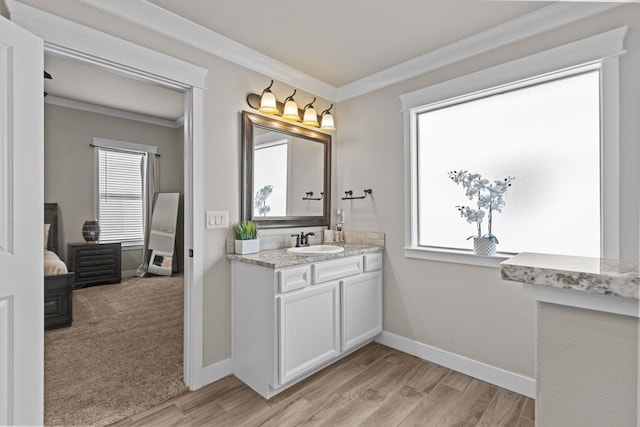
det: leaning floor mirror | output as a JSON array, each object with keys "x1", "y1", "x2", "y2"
[{"x1": 241, "y1": 111, "x2": 331, "y2": 229}]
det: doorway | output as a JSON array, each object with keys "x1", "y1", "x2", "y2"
[
  {"x1": 40, "y1": 42, "x2": 205, "y2": 389},
  {"x1": 8, "y1": 5, "x2": 207, "y2": 423}
]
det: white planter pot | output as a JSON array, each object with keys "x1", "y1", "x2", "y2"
[
  {"x1": 473, "y1": 237, "x2": 497, "y2": 256},
  {"x1": 235, "y1": 239, "x2": 260, "y2": 255}
]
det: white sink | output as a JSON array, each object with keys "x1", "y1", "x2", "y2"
[{"x1": 286, "y1": 245, "x2": 345, "y2": 255}]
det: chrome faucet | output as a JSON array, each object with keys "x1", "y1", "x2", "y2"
[{"x1": 291, "y1": 231, "x2": 315, "y2": 247}]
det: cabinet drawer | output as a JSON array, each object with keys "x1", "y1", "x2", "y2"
[
  {"x1": 313, "y1": 256, "x2": 362, "y2": 284},
  {"x1": 78, "y1": 257, "x2": 115, "y2": 269},
  {"x1": 77, "y1": 269, "x2": 116, "y2": 280},
  {"x1": 364, "y1": 253, "x2": 383, "y2": 272},
  {"x1": 278, "y1": 266, "x2": 311, "y2": 293},
  {"x1": 76, "y1": 247, "x2": 117, "y2": 257}
]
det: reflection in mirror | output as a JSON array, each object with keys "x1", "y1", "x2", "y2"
[
  {"x1": 254, "y1": 129, "x2": 324, "y2": 217},
  {"x1": 242, "y1": 111, "x2": 331, "y2": 229}
]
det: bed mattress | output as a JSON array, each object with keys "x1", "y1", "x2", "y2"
[{"x1": 44, "y1": 250, "x2": 68, "y2": 276}]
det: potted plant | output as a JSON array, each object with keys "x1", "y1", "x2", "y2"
[
  {"x1": 448, "y1": 170, "x2": 514, "y2": 256},
  {"x1": 234, "y1": 220, "x2": 259, "y2": 254}
]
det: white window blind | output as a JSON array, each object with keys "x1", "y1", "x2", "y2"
[{"x1": 97, "y1": 149, "x2": 146, "y2": 246}]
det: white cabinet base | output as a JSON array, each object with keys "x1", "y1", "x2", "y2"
[
  {"x1": 341, "y1": 272, "x2": 383, "y2": 352},
  {"x1": 278, "y1": 281, "x2": 340, "y2": 385},
  {"x1": 232, "y1": 253, "x2": 383, "y2": 399}
]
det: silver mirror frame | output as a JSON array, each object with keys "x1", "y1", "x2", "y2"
[{"x1": 241, "y1": 111, "x2": 331, "y2": 228}]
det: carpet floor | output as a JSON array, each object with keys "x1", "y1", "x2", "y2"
[{"x1": 44, "y1": 275, "x2": 187, "y2": 427}]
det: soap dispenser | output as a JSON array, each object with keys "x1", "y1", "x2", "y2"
[{"x1": 335, "y1": 207, "x2": 344, "y2": 242}]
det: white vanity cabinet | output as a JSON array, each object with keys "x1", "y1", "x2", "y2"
[
  {"x1": 231, "y1": 251, "x2": 383, "y2": 399},
  {"x1": 341, "y1": 270, "x2": 383, "y2": 352},
  {"x1": 278, "y1": 281, "x2": 340, "y2": 385}
]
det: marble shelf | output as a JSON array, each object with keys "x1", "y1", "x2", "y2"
[{"x1": 501, "y1": 252, "x2": 639, "y2": 300}]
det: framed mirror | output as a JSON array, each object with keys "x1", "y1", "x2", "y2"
[{"x1": 242, "y1": 111, "x2": 331, "y2": 229}]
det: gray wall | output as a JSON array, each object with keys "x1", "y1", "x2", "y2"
[
  {"x1": 27, "y1": 1, "x2": 640, "y2": 384},
  {"x1": 287, "y1": 138, "x2": 324, "y2": 216},
  {"x1": 44, "y1": 103, "x2": 183, "y2": 273},
  {"x1": 335, "y1": 5, "x2": 640, "y2": 381},
  {"x1": 537, "y1": 303, "x2": 638, "y2": 426}
]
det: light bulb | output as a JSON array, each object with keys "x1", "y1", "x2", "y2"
[
  {"x1": 302, "y1": 106, "x2": 319, "y2": 127},
  {"x1": 320, "y1": 112, "x2": 335, "y2": 130},
  {"x1": 259, "y1": 91, "x2": 278, "y2": 114},
  {"x1": 281, "y1": 91, "x2": 300, "y2": 121}
]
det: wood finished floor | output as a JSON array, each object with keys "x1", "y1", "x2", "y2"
[{"x1": 112, "y1": 343, "x2": 534, "y2": 426}]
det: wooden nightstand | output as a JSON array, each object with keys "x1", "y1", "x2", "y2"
[{"x1": 67, "y1": 242, "x2": 122, "y2": 288}]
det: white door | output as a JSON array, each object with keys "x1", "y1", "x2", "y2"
[
  {"x1": 277, "y1": 281, "x2": 340, "y2": 385},
  {"x1": 341, "y1": 271, "x2": 383, "y2": 352},
  {"x1": 0, "y1": 16, "x2": 44, "y2": 426}
]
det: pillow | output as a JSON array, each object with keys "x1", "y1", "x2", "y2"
[{"x1": 44, "y1": 224, "x2": 51, "y2": 250}]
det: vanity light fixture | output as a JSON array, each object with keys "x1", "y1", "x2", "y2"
[
  {"x1": 246, "y1": 81, "x2": 336, "y2": 131},
  {"x1": 320, "y1": 104, "x2": 336, "y2": 131},
  {"x1": 258, "y1": 80, "x2": 278, "y2": 114},
  {"x1": 302, "y1": 98, "x2": 320, "y2": 127},
  {"x1": 281, "y1": 90, "x2": 301, "y2": 121}
]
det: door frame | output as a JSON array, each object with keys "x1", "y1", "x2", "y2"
[{"x1": 8, "y1": 1, "x2": 208, "y2": 389}]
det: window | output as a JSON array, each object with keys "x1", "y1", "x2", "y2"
[
  {"x1": 93, "y1": 138, "x2": 157, "y2": 247},
  {"x1": 401, "y1": 28, "x2": 625, "y2": 266},
  {"x1": 253, "y1": 138, "x2": 288, "y2": 217},
  {"x1": 417, "y1": 69, "x2": 600, "y2": 256}
]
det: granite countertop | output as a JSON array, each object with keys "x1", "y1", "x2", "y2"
[
  {"x1": 501, "y1": 252, "x2": 640, "y2": 299},
  {"x1": 227, "y1": 243, "x2": 383, "y2": 269}
]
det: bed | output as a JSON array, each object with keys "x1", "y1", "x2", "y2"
[{"x1": 44, "y1": 203, "x2": 74, "y2": 329}]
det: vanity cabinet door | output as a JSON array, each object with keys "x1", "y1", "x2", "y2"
[
  {"x1": 341, "y1": 271, "x2": 383, "y2": 352},
  {"x1": 277, "y1": 281, "x2": 340, "y2": 385}
]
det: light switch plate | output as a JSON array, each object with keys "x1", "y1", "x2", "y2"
[{"x1": 206, "y1": 211, "x2": 229, "y2": 229}]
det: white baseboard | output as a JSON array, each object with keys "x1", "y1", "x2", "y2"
[
  {"x1": 375, "y1": 331, "x2": 535, "y2": 398},
  {"x1": 201, "y1": 358, "x2": 233, "y2": 386},
  {"x1": 197, "y1": 335, "x2": 535, "y2": 397}
]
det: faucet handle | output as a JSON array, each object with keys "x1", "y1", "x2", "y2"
[{"x1": 291, "y1": 234, "x2": 301, "y2": 247}]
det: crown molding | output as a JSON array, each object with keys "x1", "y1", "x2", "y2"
[
  {"x1": 78, "y1": 0, "x2": 338, "y2": 101},
  {"x1": 12, "y1": 1, "x2": 621, "y2": 102},
  {"x1": 45, "y1": 95, "x2": 183, "y2": 128},
  {"x1": 7, "y1": 0, "x2": 208, "y2": 91},
  {"x1": 337, "y1": 1, "x2": 622, "y2": 101}
]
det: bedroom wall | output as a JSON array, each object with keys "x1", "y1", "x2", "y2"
[{"x1": 43, "y1": 103, "x2": 184, "y2": 273}]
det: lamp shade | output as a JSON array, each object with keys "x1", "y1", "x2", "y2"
[
  {"x1": 282, "y1": 99, "x2": 300, "y2": 121},
  {"x1": 302, "y1": 106, "x2": 319, "y2": 126},
  {"x1": 258, "y1": 91, "x2": 278, "y2": 114},
  {"x1": 320, "y1": 112, "x2": 336, "y2": 130}
]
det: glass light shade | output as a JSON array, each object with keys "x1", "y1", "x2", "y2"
[
  {"x1": 258, "y1": 91, "x2": 278, "y2": 114},
  {"x1": 302, "y1": 107, "x2": 319, "y2": 126},
  {"x1": 282, "y1": 100, "x2": 300, "y2": 121},
  {"x1": 320, "y1": 112, "x2": 336, "y2": 130}
]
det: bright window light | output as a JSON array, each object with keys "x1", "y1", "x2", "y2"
[
  {"x1": 254, "y1": 140, "x2": 288, "y2": 217},
  {"x1": 416, "y1": 70, "x2": 601, "y2": 257}
]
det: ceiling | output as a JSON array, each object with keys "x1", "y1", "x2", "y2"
[
  {"x1": 145, "y1": 0, "x2": 551, "y2": 88},
  {"x1": 40, "y1": 1, "x2": 577, "y2": 120}
]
